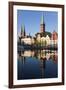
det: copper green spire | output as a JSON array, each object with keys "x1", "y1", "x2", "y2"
[
  {"x1": 21, "y1": 24, "x2": 25, "y2": 33},
  {"x1": 41, "y1": 13, "x2": 44, "y2": 24},
  {"x1": 21, "y1": 24, "x2": 26, "y2": 37}
]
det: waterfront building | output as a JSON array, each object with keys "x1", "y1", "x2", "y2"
[
  {"x1": 45, "y1": 35, "x2": 51, "y2": 45},
  {"x1": 51, "y1": 31, "x2": 58, "y2": 45},
  {"x1": 21, "y1": 36, "x2": 35, "y2": 45}
]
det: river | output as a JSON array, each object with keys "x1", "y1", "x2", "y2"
[{"x1": 17, "y1": 50, "x2": 58, "y2": 80}]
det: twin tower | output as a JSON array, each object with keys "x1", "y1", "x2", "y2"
[{"x1": 21, "y1": 14, "x2": 45, "y2": 37}]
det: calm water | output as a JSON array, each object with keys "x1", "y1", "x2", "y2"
[{"x1": 17, "y1": 50, "x2": 58, "y2": 80}]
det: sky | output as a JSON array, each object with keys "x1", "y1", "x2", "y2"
[{"x1": 17, "y1": 10, "x2": 58, "y2": 37}]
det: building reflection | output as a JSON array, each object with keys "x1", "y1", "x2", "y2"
[
  {"x1": 18, "y1": 50, "x2": 58, "y2": 63},
  {"x1": 18, "y1": 55, "x2": 26, "y2": 64},
  {"x1": 18, "y1": 49, "x2": 58, "y2": 78},
  {"x1": 39, "y1": 58, "x2": 46, "y2": 78}
]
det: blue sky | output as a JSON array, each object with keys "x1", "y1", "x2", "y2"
[{"x1": 17, "y1": 10, "x2": 58, "y2": 36}]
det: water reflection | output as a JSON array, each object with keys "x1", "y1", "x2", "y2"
[{"x1": 18, "y1": 50, "x2": 58, "y2": 80}]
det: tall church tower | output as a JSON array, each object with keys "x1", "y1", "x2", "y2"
[
  {"x1": 40, "y1": 14, "x2": 45, "y2": 33},
  {"x1": 21, "y1": 24, "x2": 26, "y2": 37}
]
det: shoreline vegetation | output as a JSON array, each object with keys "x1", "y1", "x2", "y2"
[{"x1": 18, "y1": 43, "x2": 58, "y2": 52}]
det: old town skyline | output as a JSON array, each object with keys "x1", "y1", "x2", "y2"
[{"x1": 17, "y1": 10, "x2": 58, "y2": 37}]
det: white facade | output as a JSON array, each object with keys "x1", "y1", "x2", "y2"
[
  {"x1": 36, "y1": 35, "x2": 51, "y2": 46},
  {"x1": 21, "y1": 37, "x2": 35, "y2": 45},
  {"x1": 36, "y1": 34, "x2": 41, "y2": 42},
  {"x1": 45, "y1": 35, "x2": 51, "y2": 45}
]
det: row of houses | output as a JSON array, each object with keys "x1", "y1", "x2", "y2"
[{"x1": 18, "y1": 31, "x2": 58, "y2": 47}]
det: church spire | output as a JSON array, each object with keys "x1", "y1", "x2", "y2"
[
  {"x1": 41, "y1": 13, "x2": 44, "y2": 25},
  {"x1": 40, "y1": 13, "x2": 45, "y2": 33},
  {"x1": 21, "y1": 24, "x2": 26, "y2": 37},
  {"x1": 21, "y1": 24, "x2": 24, "y2": 33}
]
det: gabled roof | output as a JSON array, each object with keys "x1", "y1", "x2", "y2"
[{"x1": 35, "y1": 32, "x2": 51, "y2": 38}]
